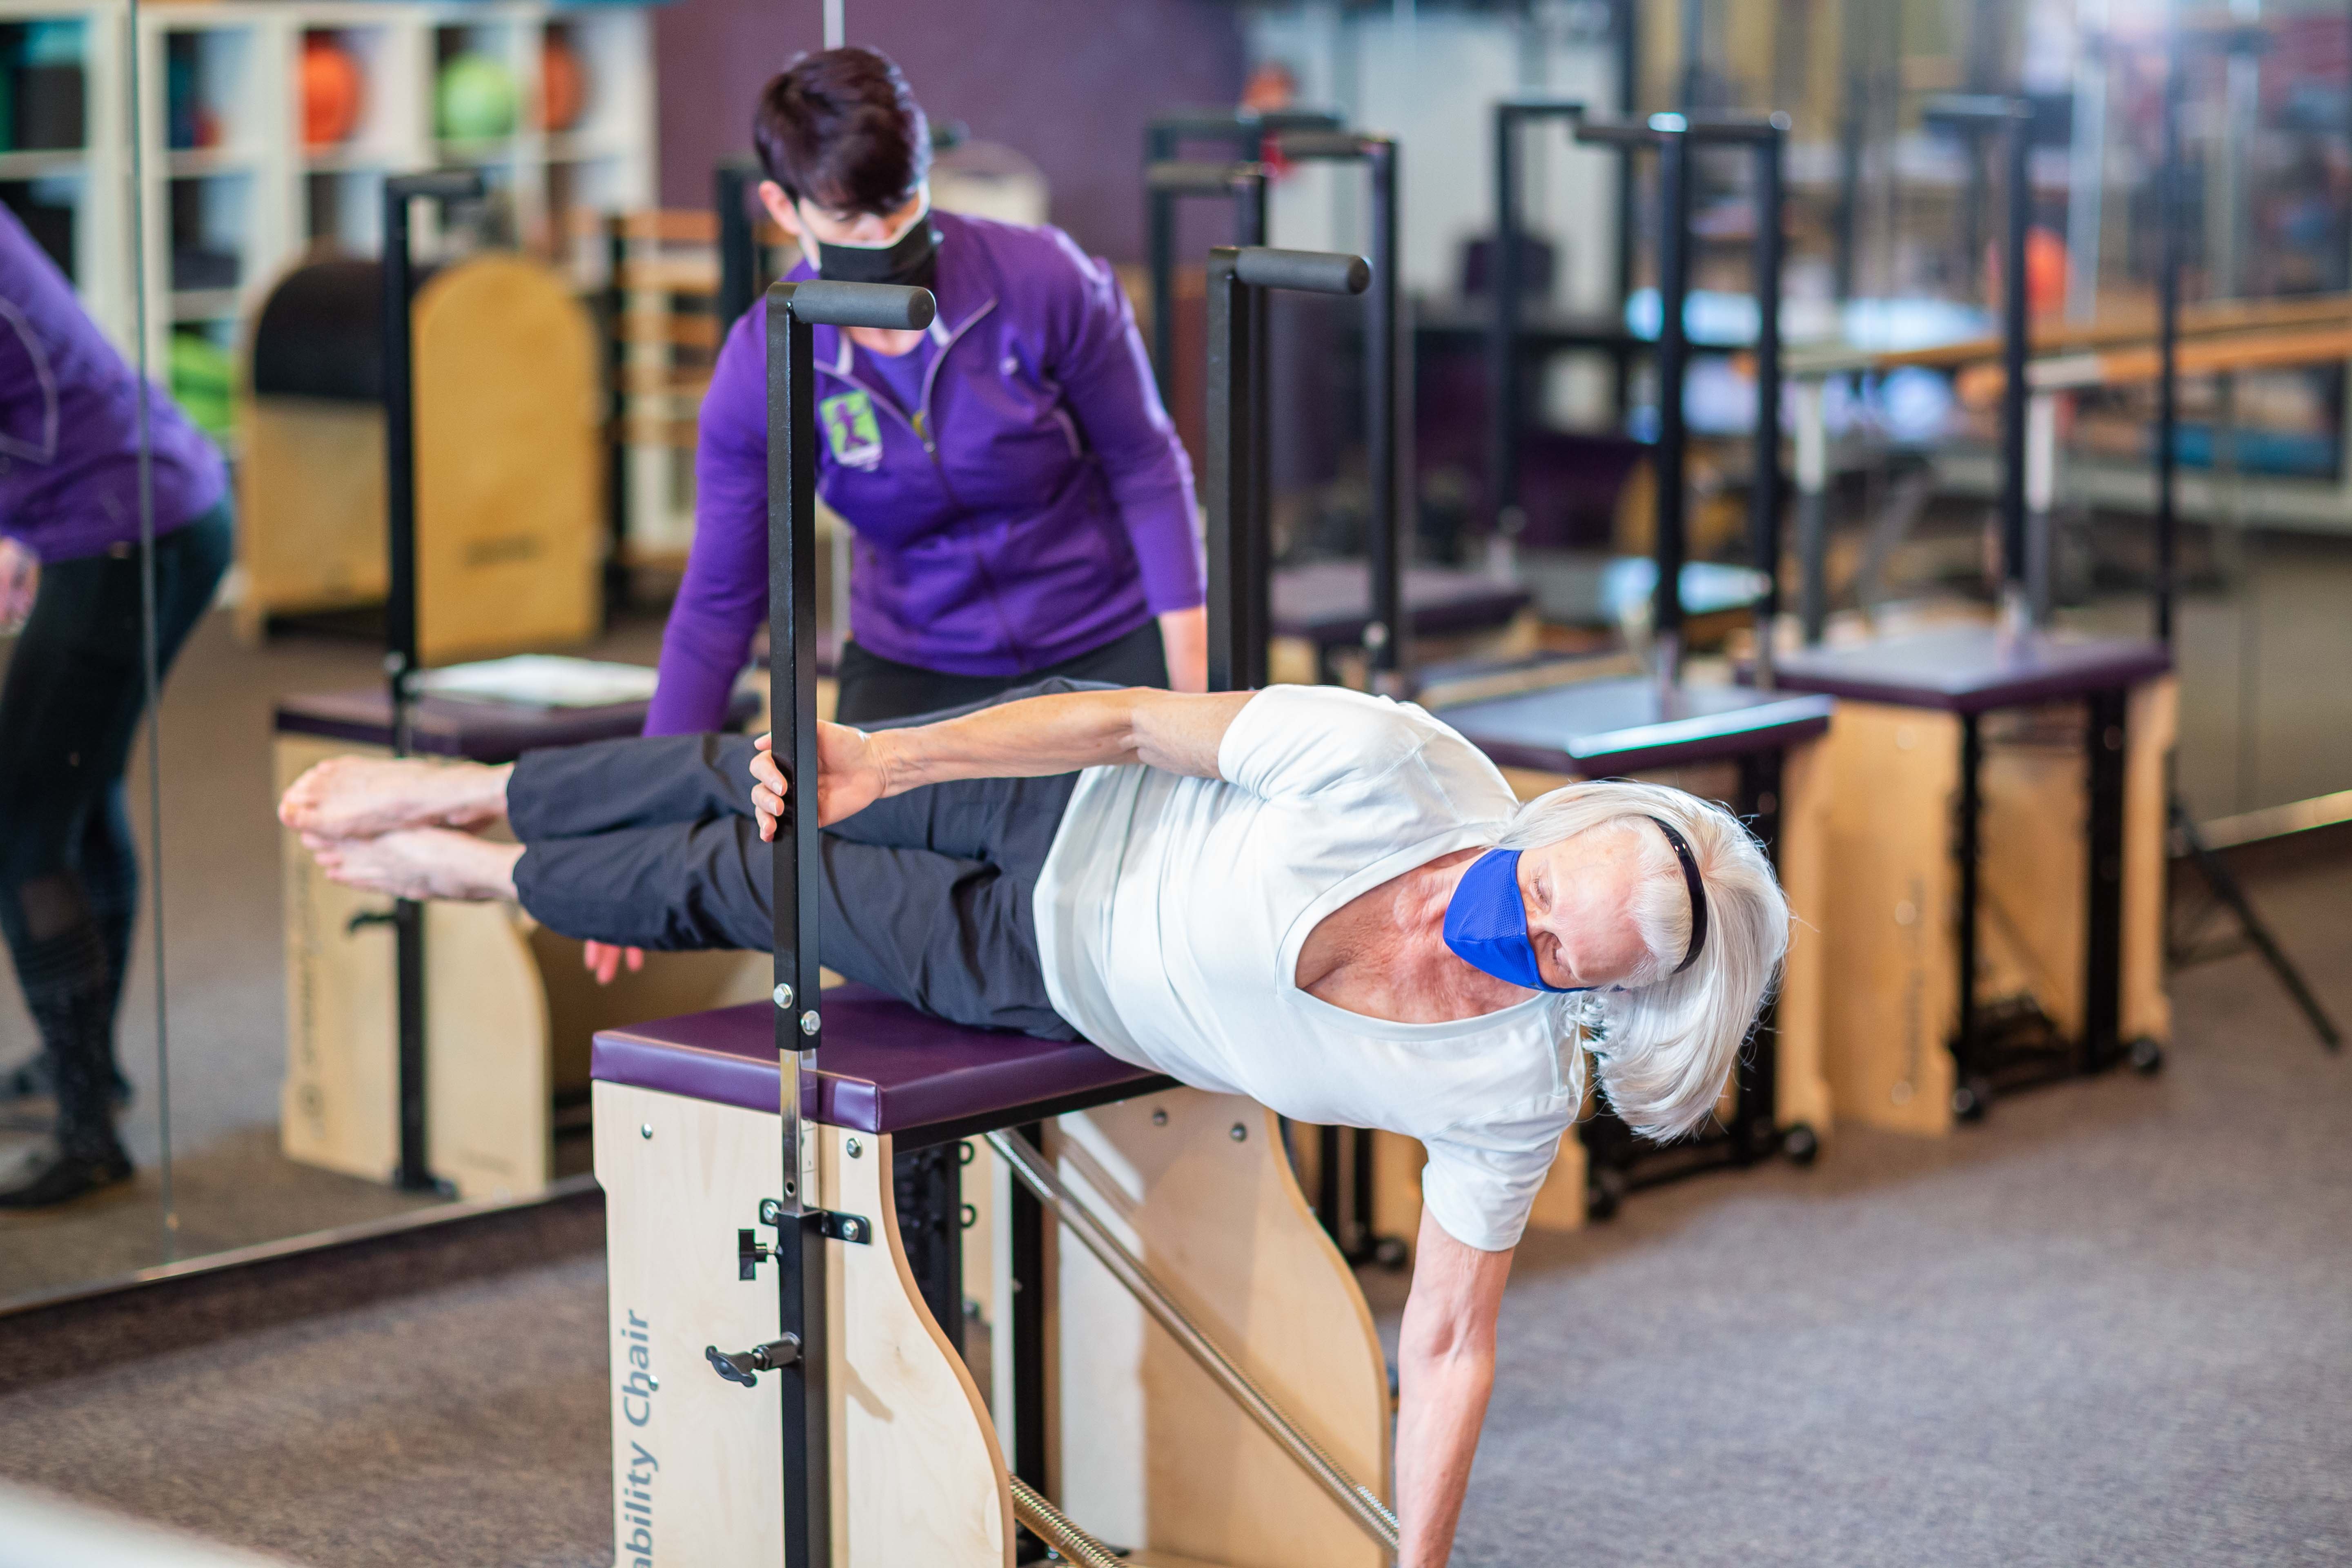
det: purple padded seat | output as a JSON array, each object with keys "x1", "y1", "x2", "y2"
[
  {"x1": 1439, "y1": 676, "x2": 1833, "y2": 775},
  {"x1": 592, "y1": 984, "x2": 1174, "y2": 1145},
  {"x1": 1272, "y1": 561, "x2": 1531, "y2": 651},
  {"x1": 274, "y1": 686, "x2": 762, "y2": 763},
  {"x1": 1768, "y1": 627, "x2": 2172, "y2": 715}
]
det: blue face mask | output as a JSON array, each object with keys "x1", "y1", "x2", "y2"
[{"x1": 1442, "y1": 849, "x2": 1583, "y2": 993}]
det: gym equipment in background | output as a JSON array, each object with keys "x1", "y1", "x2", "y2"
[
  {"x1": 270, "y1": 173, "x2": 763, "y2": 1202},
  {"x1": 1768, "y1": 97, "x2": 2179, "y2": 1130},
  {"x1": 539, "y1": 33, "x2": 586, "y2": 132},
  {"x1": 300, "y1": 35, "x2": 363, "y2": 147},
  {"x1": 237, "y1": 203, "x2": 604, "y2": 657},
  {"x1": 434, "y1": 50, "x2": 517, "y2": 142},
  {"x1": 590, "y1": 260, "x2": 1396, "y2": 1566},
  {"x1": 1144, "y1": 120, "x2": 1541, "y2": 695},
  {"x1": 1436, "y1": 112, "x2": 1834, "y2": 1221}
]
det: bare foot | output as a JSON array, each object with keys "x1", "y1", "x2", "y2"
[
  {"x1": 279, "y1": 756, "x2": 512, "y2": 840},
  {"x1": 309, "y1": 828, "x2": 524, "y2": 902}
]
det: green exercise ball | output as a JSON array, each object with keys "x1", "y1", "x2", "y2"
[{"x1": 436, "y1": 53, "x2": 517, "y2": 142}]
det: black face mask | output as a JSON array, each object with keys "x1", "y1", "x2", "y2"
[{"x1": 812, "y1": 206, "x2": 940, "y2": 292}]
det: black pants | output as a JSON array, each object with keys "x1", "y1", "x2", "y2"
[
  {"x1": 835, "y1": 618, "x2": 1166, "y2": 725},
  {"x1": 0, "y1": 502, "x2": 234, "y2": 1155},
  {"x1": 510, "y1": 680, "x2": 1091, "y2": 1038}
]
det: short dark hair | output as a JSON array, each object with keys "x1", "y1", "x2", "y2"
[{"x1": 752, "y1": 48, "x2": 931, "y2": 216}]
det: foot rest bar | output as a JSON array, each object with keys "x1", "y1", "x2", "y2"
[
  {"x1": 1009, "y1": 1476, "x2": 1123, "y2": 1568},
  {"x1": 986, "y1": 1128, "x2": 1401, "y2": 1555}
]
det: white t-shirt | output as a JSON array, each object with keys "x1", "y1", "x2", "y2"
[{"x1": 1031, "y1": 685, "x2": 1585, "y2": 1252}]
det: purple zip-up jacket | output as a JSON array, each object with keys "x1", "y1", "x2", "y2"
[
  {"x1": 646, "y1": 210, "x2": 1202, "y2": 735},
  {"x1": 0, "y1": 207, "x2": 226, "y2": 562}
]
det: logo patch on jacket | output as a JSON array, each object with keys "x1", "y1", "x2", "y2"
[{"x1": 819, "y1": 391, "x2": 884, "y2": 471}]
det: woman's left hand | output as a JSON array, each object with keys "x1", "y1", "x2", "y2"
[
  {"x1": 750, "y1": 722, "x2": 890, "y2": 839},
  {"x1": 0, "y1": 538, "x2": 38, "y2": 634}
]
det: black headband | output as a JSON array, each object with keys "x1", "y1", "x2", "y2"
[{"x1": 1647, "y1": 816, "x2": 1708, "y2": 974}]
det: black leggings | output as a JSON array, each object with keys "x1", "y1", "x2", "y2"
[
  {"x1": 0, "y1": 502, "x2": 233, "y2": 1153},
  {"x1": 510, "y1": 680, "x2": 1094, "y2": 1038}
]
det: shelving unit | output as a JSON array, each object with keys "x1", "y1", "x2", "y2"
[{"x1": 0, "y1": 0, "x2": 655, "y2": 422}]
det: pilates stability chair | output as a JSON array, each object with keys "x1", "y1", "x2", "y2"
[
  {"x1": 275, "y1": 174, "x2": 765, "y2": 1202},
  {"x1": 593, "y1": 258, "x2": 1399, "y2": 1567}
]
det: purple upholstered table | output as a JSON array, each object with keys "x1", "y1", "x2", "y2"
[
  {"x1": 275, "y1": 686, "x2": 762, "y2": 762},
  {"x1": 1438, "y1": 675, "x2": 1833, "y2": 776},
  {"x1": 592, "y1": 984, "x2": 1174, "y2": 1146},
  {"x1": 1766, "y1": 626, "x2": 2171, "y2": 713},
  {"x1": 1271, "y1": 561, "x2": 1531, "y2": 651}
]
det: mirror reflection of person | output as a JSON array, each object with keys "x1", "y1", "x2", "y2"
[
  {"x1": 0, "y1": 205, "x2": 233, "y2": 1207},
  {"x1": 589, "y1": 46, "x2": 1206, "y2": 986}
]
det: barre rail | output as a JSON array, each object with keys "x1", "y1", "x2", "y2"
[{"x1": 984, "y1": 1127, "x2": 1403, "y2": 1556}]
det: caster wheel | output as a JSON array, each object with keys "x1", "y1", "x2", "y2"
[
  {"x1": 1371, "y1": 1235, "x2": 1411, "y2": 1271},
  {"x1": 1781, "y1": 1123, "x2": 1820, "y2": 1166},
  {"x1": 2127, "y1": 1037, "x2": 2165, "y2": 1076},
  {"x1": 1951, "y1": 1077, "x2": 1992, "y2": 1123},
  {"x1": 1586, "y1": 1166, "x2": 1628, "y2": 1222}
]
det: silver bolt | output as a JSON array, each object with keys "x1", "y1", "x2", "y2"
[
  {"x1": 646, "y1": 1375, "x2": 659, "y2": 1391},
  {"x1": 639, "y1": 1123, "x2": 654, "y2": 1140},
  {"x1": 1230, "y1": 1123, "x2": 1247, "y2": 1142},
  {"x1": 800, "y1": 1009, "x2": 821, "y2": 1036},
  {"x1": 1151, "y1": 1109, "x2": 1168, "y2": 1127},
  {"x1": 773, "y1": 983, "x2": 794, "y2": 1009},
  {"x1": 844, "y1": 1137, "x2": 862, "y2": 1158}
]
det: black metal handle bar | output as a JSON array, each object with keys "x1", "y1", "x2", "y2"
[
  {"x1": 1233, "y1": 246, "x2": 1370, "y2": 297},
  {"x1": 1145, "y1": 159, "x2": 1267, "y2": 195},
  {"x1": 1270, "y1": 128, "x2": 1381, "y2": 161},
  {"x1": 777, "y1": 279, "x2": 936, "y2": 332},
  {"x1": 385, "y1": 169, "x2": 486, "y2": 203}
]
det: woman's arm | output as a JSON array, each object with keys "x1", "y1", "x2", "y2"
[
  {"x1": 1158, "y1": 605, "x2": 1207, "y2": 693},
  {"x1": 645, "y1": 315, "x2": 770, "y2": 737},
  {"x1": 1394, "y1": 1208, "x2": 1514, "y2": 1568},
  {"x1": 1039, "y1": 232, "x2": 1206, "y2": 632},
  {"x1": 748, "y1": 687, "x2": 1256, "y2": 836}
]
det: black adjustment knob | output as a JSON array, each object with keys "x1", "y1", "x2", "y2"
[
  {"x1": 704, "y1": 1335, "x2": 802, "y2": 1388},
  {"x1": 737, "y1": 1227, "x2": 773, "y2": 1281}
]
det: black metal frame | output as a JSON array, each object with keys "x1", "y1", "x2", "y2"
[
  {"x1": 1143, "y1": 107, "x2": 1341, "y2": 400},
  {"x1": 1489, "y1": 98, "x2": 1588, "y2": 556},
  {"x1": 1920, "y1": 94, "x2": 2035, "y2": 626},
  {"x1": 379, "y1": 168, "x2": 483, "y2": 1196},
  {"x1": 763, "y1": 276, "x2": 938, "y2": 1568}
]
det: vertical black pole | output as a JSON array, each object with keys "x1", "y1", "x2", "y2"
[
  {"x1": 1955, "y1": 711, "x2": 1984, "y2": 1111},
  {"x1": 1750, "y1": 120, "x2": 1787, "y2": 682},
  {"x1": 1147, "y1": 123, "x2": 1179, "y2": 404},
  {"x1": 766, "y1": 283, "x2": 829, "y2": 1568},
  {"x1": 1653, "y1": 124, "x2": 1691, "y2": 675},
  {"x1": 2155, "y1": 15, "x2": 2182, "y2": 646},
  {"x1": 1677, "y1": 0, "x2": 1704, "y2": 109},
  {"x1": 1366, "y1": 137, "x2": 1401, "y2": 686},
  {"x1": 1234, "y1": 187, "x2": 1270, "y2": 682},
  {"x1": 604, "y1": 216, "x2": 631, "y2": 619},
  {"x1": 1490, "y1": 107, "x2": 1523, "y2": 551},
  {"x1": 1999, "y1": 107, "x2": 2031, "y2": 612},
  {"x1": 379, "y1": 185, "x2": 428, "y2": 1194},
  {"x1": 2083, "y1": 690, "x2": 2127, "y2": 1073},
  {"x1": 1206, "y1": 249, "x2": 1258, "y2": 690},
  {"x1": 1613, "y1": 0, "x2": 1641, "y2": 416},
  {"x1": 717, "y1": 160, "x2": 757, "y2": 336},
  {"x1": 378, "y1": 170, "x2": 475, "y2": 1194}
]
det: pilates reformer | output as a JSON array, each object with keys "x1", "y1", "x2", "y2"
[
  {"x1": 593, "y1": 255, "x2": 1405, "y2": 1567},
  {"x1": 1432, "y1": 112, "x2": 1834, "y2": 1218},
  {"x1": 272, "y1": 173, "x2": 765, "y2": 1203},
  {"x1": 1762, "y1": 96, "x2": 2179, "y2": 1129}
]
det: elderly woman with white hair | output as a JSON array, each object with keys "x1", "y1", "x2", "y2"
[{"x1": 282, "y1": 678, "x2": 1787, "y2": 1568}]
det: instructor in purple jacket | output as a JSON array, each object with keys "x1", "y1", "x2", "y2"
[
  {"x1": 0, "y1": 204, "x2": 232, "y2": 1205},
  {"x1": 649, "y1": 48, "x2": 1204, "y2": 735}
]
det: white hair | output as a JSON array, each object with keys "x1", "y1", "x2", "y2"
[{"x1": 1497, "y1": 779, "x2": 1790, "y2": 1142}]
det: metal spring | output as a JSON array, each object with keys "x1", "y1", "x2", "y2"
[{"x1": 1007, "y1": 1475, "x2": 1125, "y2": 1568}]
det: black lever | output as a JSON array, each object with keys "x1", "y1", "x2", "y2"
[
  {"x1": 737, "y1": 1227, "x2": 772, "y2": 1280},
  {"x1": 705, "y1": 1335, "x2": 802, "y2": 1388}
]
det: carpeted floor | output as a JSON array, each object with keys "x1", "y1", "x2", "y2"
[{"x1": 0, "y1": 843, "x2": 2345, "y2": 1567}]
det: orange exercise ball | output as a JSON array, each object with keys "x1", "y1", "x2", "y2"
[
  {"x1": 302, "y1": 38, "x2": 364, "y2": 147},
  {"x1": 541, "y1": 36, "x2": 588, "y2": 133}
]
